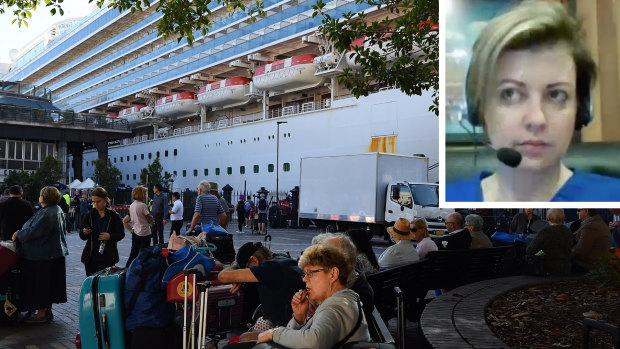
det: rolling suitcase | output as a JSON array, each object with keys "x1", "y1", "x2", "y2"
[
  {"x1": 79, "y1": 266, "x2": 126, "y2": 349},
  {"x1": 204, "y1": 283, "x2": 243, "y2": 334}
]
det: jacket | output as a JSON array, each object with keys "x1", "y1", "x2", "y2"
[
  {"x1": 573, "y1": 216, "x2": 612, "y2": 270},
  {"x1": 0, "y1": 196, "x2": 34, "y2": 241},
  {"x1": 526, "y1": 224, "x2": 573, "y2": 275},
  {"x1": 16, "y1": 204, "x2": 69, "y2": 260},
  {"x1": 272, "y1": 289, "x2": 371, "y2": 348},
  {"x1": 79, "y1": 208, "x2": 125, "y2": 266}
]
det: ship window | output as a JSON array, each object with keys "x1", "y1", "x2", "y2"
[
  {"x1": 134, "y1": 155, "x2": 137, "y2": 161},
  {"x1": 204, "y1": 169, "x2": 208, "y2": 176},
  {"x1": 268, "y1": 164, "x2": 274, "y2": 173},
  {"x1": 141, "y1": 154, "x2": 144, "y2": 160},
  {"x1": 227, "y1": 167, "x2": 232, "y2": 175},
  {"x1": 126, "y1": 174, "x2": 129, "y2": 180},
  {"x1": 120, "y1": 157, "x2": 123, "y2": 162},
  {"x1": 194, "y1": 169, "x2": 198, "y2": 177},
  {"x1": 133, "y1": 174, "x2": 136, "y2": 180},
  {"x1": 283, "y1": 163, "x2": 290, "y2": 172},
  {"x1": 174, "y1": 149, "x2": 178, "y2": 156},
  {"x1": 127, "y1": 156, "x2": 129, "y2": 161},
  {"x1": 240, "y1": 166, "x2": 245, "y2": 174},
  {"x1": 215, "y1": 168, "x2": 220, "y2": 175},
  {"x1": 114, "y1": 157, "x2": 117, "y2": 163},
  {"x1": 165, "y1": 150, "x2": 169, "y2": 157},
  {"x1": 173, "y1": 171, "x2": 177, "y2": 177},
  {"x1": 156, "y1": 151, "x2": 160, "y2": 158},
  {"x1": 148, "y1": 153, "x2": 152, "y2": 159},
  {"x1": 254, "y1": 165, "x2": 259, "y2": 173},
  {"x1": 183, "y1": 170, "x2": 187, "y2": 177}
]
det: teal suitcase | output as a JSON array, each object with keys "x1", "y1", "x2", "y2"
[{"x1": 79, "y1": 266, "x2": 126, "y2": 349}]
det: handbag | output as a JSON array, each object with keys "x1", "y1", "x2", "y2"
[{"x1": 198, "y1": 221, "x2": 228, "y2": 236}]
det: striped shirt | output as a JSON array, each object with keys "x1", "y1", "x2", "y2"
[{"x1": 194, "y1": 193, "x2": 224, "y2": 225}]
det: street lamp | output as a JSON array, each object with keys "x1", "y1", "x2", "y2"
[{"x1": 276, "y1": 121, "x2": 287, "y2": 228}]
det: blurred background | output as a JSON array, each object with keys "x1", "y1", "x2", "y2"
[{"x1": 445, "y1": 0, "x2": 620, "y2": 181}]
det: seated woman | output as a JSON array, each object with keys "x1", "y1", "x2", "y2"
[
  {"x1": 526, "y1": 209, "x2": 573, "y2": 275},
  {"x1": 12, "y1": 186, "x2": 68, "y2": 323},
  {"x1": 378, "y1": 218, "x2": 419, "y2": 268},
  {"x1": 345, "y1": 229, "x2": 380, "y2": 275},
  {"x1": 446, "y1": 1, "x2": 620, "y2": 202},
  {"x1": 254, "y1": 244, "x2": 371, "y2": 348},
  {"x1": 411, "y1": 219, "x2": 437, "y2": 259}
]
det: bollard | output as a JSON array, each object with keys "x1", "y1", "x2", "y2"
[{"x1": 394, "y1": 286, "x2": 405, "y2": 349}]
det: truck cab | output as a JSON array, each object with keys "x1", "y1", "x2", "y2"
[{"x1": 385, "y1": 181, "x2": 452, "y2": 235}]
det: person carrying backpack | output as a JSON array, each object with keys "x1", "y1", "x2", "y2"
[
  {"x1": 236, "y1": 195, "x2": 246, "y2": 234},
  {"x1": 257, "y1": 195, "x2": 268, "y2": 235}
]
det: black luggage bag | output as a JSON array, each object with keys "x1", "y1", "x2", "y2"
[
  {"x1": 204, "y1": 234, "x2": 236, "y2": 264},
  {"x1": 0, "y1": 268, "x2": 20, "y2": 325}
]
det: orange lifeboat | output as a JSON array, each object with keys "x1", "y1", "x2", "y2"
[
  {"x1": 154, "y1": 92, "x2": 201, "y2": 118},
  {"x1": 118, "y1": 105, "x2": 147, "y2": 126},
  {"x1": 197, "y1": 77, "x2": 252, "y2": 107},
  {"x1": 253, "y1": 54, "x2": 323, "y2": 92}
]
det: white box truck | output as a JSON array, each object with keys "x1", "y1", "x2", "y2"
[{"x1": 298, "y1": 153, "x2": 452, "y2": 239}]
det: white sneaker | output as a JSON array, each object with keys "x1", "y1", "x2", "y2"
[{"x1": 236, "y1": 230, "x2": 245, "y2": 234}]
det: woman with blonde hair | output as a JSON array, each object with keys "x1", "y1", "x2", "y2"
[
  {"x1": 446, "y1": 0, "x2": 620, "y2": 202},
  {"x1": 79, "y1": 187, "x2": 125, "y2": 276},
  {"x1": 254, "y1": 244, "x2": 371, "y2": 348},
  {"x1": 12, "y1": 186, "x2": 68, "y2": 323},
  {"x1": 411, "y1": 219, "x2": 437, "y2": 259},
  {"x1": 123, "y1": 185, "x2": 154, "y2": 267},
  {"x1": 526, "y1": 208, "x2": 573, "y2": 275}
]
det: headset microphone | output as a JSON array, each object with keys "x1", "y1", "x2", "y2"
[{"x1": 496, "y1": 147, "x2": 522, "y2": 168}]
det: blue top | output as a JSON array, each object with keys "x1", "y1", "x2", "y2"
[
  {"x1": 151, "y1": 192, "x2": 169, "y2": 219},
  {"x1": 446, "y1": 169, "x2": 620, "y2": 202}
]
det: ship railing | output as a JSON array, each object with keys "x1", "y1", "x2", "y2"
[{"x1": 0, "y1": 103, "x2": 129, "y2": 131}]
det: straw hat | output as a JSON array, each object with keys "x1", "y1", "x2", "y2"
[{"x1": 387, "y1": 218, "x2": 415, "y2": 240}]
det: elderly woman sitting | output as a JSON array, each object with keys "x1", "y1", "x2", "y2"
[
  {"x1": 411, "y1": 219, "x2": 438, "y2": 259},
  {"x1": 526, "y1": 209, "x2": 574, "y2": 275},
  {"x1": 255, "y1": 244, "x2": 371, "y2": 348},
  {"x1": 465, "y1": 214, "x2": 492, "y2": 249}
]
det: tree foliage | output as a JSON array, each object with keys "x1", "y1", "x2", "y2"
[
  {"x1": 139, "y1": 157, "x2": 172, "y2": 198},
  {"x1": 92, "y1": 158, "x2": 122, "y2": 200},
  {"x1": 0, "y1": 155, "x2": 62, "y2": 202},
  {"x1": 2, "y1": 0, "x2": 437, "y2": 112},
  {"x1": 313, "y1": 0, "x2": 438, "y2": 115}
]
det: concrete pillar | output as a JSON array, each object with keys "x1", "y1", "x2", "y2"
[
  {"x1": 95, "y1": 141, "x2": 108, "y2": 165},
  {"x1": 58, "y1": 141, "x2": 68, "y2": 184},
  {"x1": 153, "y1": 125, "x2": 159, "y2": 140},
  {"x1": 69, "y1": 143, "x2": 84, "y2": 181}
]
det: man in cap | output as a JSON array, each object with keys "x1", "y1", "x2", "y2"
[
  {"x1": 378, "y1": 218, "x2": 419, "y2": 268},
  {"x1": 218, "y1": 242, "x2": 304, "y2": 335}
]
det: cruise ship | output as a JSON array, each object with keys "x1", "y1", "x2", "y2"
[{"x1": 1, "y1": 1, "x2": 439, "y2": 198}]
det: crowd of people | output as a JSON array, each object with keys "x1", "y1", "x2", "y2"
[{"x1": 2, "y1": 181, "x2": 620, "y2": 348}]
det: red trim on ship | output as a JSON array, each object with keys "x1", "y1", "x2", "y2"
[
  {"x1": 198, "y1": 77, "x2": 251, "y2": 93},
  {"x1": 118, "y1": 105, "x2": 146, "y2": 117},
  {"x1": 156, "y1": 92, "x2": 196, "y2": 105},
  {"x1": 254, "y1": 54, "x2": 316, "y2": 76}
]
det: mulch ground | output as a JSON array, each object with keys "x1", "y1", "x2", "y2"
[{"x1": 486, "y1": 279, "x2": 620, "y2": 349}]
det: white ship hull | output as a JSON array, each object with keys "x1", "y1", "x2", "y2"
[{"x1": 81, "y1": 89, "x2": 438, "y2": 195}]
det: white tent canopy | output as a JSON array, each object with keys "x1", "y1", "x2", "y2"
[
  {"x1": 75, "y1": 178, "x2": 96, "y2": 189},
  {"x1": 69, "y1": 179, "x2": 82, "y2": 189}
]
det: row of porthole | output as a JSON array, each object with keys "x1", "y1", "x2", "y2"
[
  {"x1": 86, "y1": 149, "x2": 180, "y2": 167},
  {"x1": 117, "y1": 163, "x2": 292, "y2": 182}
]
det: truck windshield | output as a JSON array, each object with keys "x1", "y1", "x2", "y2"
[{"x1": 409, "y1": 184, "x2": 439, "y2": 207}]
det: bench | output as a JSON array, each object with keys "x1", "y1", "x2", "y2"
[{"x1": 366, "y1": 246, "x2": 512, "y2": 323}]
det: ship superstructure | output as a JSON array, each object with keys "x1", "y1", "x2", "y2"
[{"x1": 2, "y1": 2, "x2": 438, "y2": 196}]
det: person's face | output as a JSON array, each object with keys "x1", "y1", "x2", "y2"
[
  {"x1": 153, "y1": 186, "x2": 159, "y2": 194},
  {"x1": 445, "y1": 218, "x2": 458, "y2": 232},
  {"x1": 39, "y1": 196, "x2": 44, "y2": 207},
  {"x1": 465, "y1": 223, "x2": 474, "y2": 233},
  {"x1": 525, "y1": 209, "x2": 534, "y2": 216},
  {"x1": 578, "y1": 209, "x2": 587, "y2": 220},
  {"x1": 484, "y1": 43, "x2": 577, "y2": 171},
  {"x1": 302, "y1": 265, "x2": 333, "y2": 303},
  {"x1": 92, "y1": 195, "x2": 106, "y2": 211}
]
